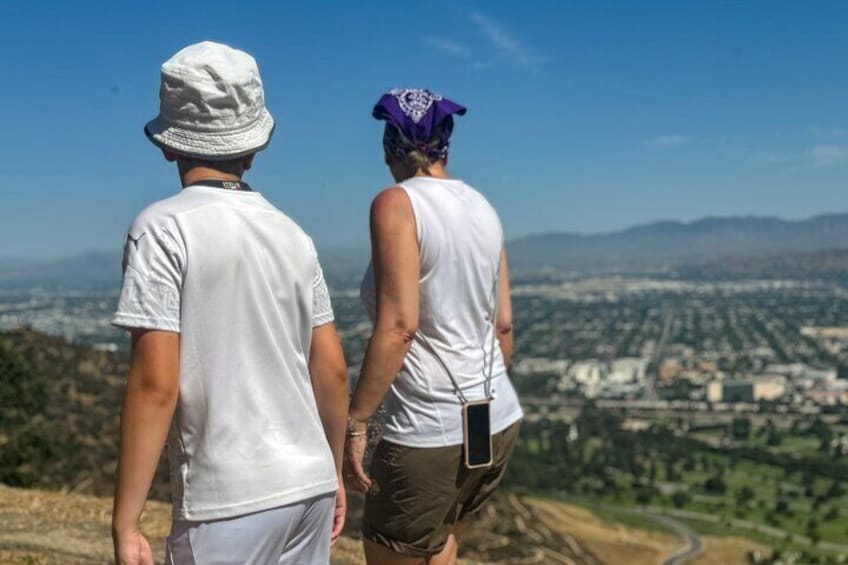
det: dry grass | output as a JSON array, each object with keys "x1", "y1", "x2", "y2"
[
  {"x1": 693, "y1": 536, "x2": 770, "y2": 565},
  {"x1": 526, "y1": 498, "x2": 681, "y2": 565},
  {"x1": 0, "y1": 483, "x2": 771, "y2": 565},
  {"x1": 0, "y1": 485, "x2": 363, "y2": 565}
]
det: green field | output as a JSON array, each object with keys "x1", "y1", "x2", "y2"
[{"x1": 506, "y1": 406, "x2": 848, "y2": 563}]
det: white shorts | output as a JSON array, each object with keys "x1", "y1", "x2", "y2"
[{"x1": 165, "y1": 492, "x2": 335, "y2": 565}]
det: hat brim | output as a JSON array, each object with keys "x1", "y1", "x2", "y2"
[{"x1": 145, "y1": 108, "x2": 275, "y2": 160}]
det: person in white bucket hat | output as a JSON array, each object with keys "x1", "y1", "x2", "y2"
[{"x1": 111, "y1": 41, "x2": 348, "y2": 565}]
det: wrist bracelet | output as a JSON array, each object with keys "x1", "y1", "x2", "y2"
[{"x1": 346, "y1": 415, "x2": 368, "y2": 439}]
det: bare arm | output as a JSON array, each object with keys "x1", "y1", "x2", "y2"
[
  {"x1": 309, "y1": 323, "x2": 349, "y2": 476},
  {"x1": 309, "y1": 322, "x2": 349, "y2": 544},
  {"x1": 112, "y1": 329, "x2": 179, "y2": 563},
  {"x1": 344, "y1": 187, "x2": 419, "y2": 493},
  {"x1": 349, "y1": 187, "x2": 420, "y2": 424},
  {"x1": 496, "y1": 249, "x2": 514, "y2": 367}
]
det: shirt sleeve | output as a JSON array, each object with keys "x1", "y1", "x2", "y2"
[
  {"x1": 312, "y1": 255, "x2": 335, "y2": 328},
  {"x1": 112, "y1": 216, "x2": 184, "y2": 333}
]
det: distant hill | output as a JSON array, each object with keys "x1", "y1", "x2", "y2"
[
  {"x1": 5, "y1": 212, "x2": 848, "y2": 288},
  {"x1": 0, "y1": 251, "x2": 119, "y2": 290},
  {"x1": 506, "y1": 213, "x2": 848, "y2": 273},
  {"x1": 0, "y1": 248, "x2": 370, "y2": 290}
]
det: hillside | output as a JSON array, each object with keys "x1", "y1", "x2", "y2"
[
  {"x1": 0, "y1": 485, "x2": 771, "y2": 565},
  {"x1": 0, "y1": 485, "x2": 364, "y2": 565},
  {"x1": 0, "y1": 328, "x2": 169, "y2": 500},
  {"x1": 0, "y1": 329, "x2": 604, "y2": 563}
]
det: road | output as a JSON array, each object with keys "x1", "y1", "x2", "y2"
[
  {"x1": 650, "y1": 513, "x2": 705, "y2": 565},
  {"x1": 646, "y1": 305, "x2": 674, "y2": 400},
  {"x1": 648, "y1": 506, "x2": 848, "y2": 555},
  {"x1": 605, "y1": 506, "x2": 704, "y2": 564}
]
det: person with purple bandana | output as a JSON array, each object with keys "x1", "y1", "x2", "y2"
[{"x1": 343, "y1": 89, "x2": 524, "y2": 564}]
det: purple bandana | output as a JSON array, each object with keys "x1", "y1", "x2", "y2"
[{"x1": 373, "y1": 88, "x2": 467, "y2": 160}]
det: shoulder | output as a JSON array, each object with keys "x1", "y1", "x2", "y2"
[
  {"x1": 462, "y1": 180, "x2": 501, "y2": 215},
  {"x1": 257, "y1": 199, "x2": 318, "y2": 261},
  {"x1": 127, "y1": 193, "x2": 186, "y2": 235},
  {"x1": 370, "y1": 186, "x2": 413, "y2": 223}
]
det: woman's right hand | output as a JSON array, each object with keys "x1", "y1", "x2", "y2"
[{"x1": 343, "y1": 434, "x2": 372, "y2": 493}]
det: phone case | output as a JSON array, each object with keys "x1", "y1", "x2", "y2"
[{"x1": 462, "y1": 400, "x2": 494, "y2": 469}]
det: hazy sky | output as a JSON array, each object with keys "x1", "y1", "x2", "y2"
[{"x1": 1, "y1": 1, "x2": 847, "y2": 258}]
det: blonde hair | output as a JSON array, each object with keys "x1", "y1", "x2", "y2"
[
  {"x1": 387, "y1": 125, "x2": 446, "y2": 177},
  {"x1": 401, "y1": 137, "x2": 443, "y2": 175}
]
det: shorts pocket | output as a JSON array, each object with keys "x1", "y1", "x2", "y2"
[{"x1": 165, "y1": 525, "x2": 196, "y2": 565}]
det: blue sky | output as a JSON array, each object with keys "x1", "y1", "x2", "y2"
[{"x1": 1, "y1": 1, "x2": 847, "y2": 258}]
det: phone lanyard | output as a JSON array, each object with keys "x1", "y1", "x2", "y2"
[
  {"x1": 187, "y1": 179, "x2": 253, "y2": 191},
  {"x1": 416, "y1": 274, "x2": 499, "y2": 405}
]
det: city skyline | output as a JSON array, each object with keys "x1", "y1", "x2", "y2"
[{"x1": 2, "y1": 1, "x2": 848, "y2": 258}]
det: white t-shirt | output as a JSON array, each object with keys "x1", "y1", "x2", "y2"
[
  {"x1": 361, "y1": 177, "x2": 523, "y2": 448},
  {"x1": 113, "y1": 183, "x2": 338, "y2": 522}
]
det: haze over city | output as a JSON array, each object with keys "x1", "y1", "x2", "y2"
[{"x1": 2, "y1": 1, "x2": 848, "y2": 258}]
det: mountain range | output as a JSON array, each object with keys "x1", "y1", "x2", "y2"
[
  {"x1": 3, "y1": 212, "x2": 848, "y2": 288},
  {"x1": 506, "y1": 213, "x2": 848, "y2": 274}
]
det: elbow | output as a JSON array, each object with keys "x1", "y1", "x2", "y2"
[
  {"x1": 393, "y1": 324, "x2": 418, "y2": 346},
  {"x1": 310, "y1": 362, "x2": 348, "y2": 392},
  {"x1": 132, "y1": 376, "x2": 179, "y2": 408},
  {"x1": 497, "y1": 320, "x2": 514, "y2": 336},
  {"x1": 332, "y1": 365, "x2": 349, "y2": 390},
  {"x1": 376, "y1": 318, "x2": 418, "y2": 345}
]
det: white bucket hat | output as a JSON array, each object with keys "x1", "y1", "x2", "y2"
[{"x1": 145, "y1": 41, "x2": 275, "y2": 160}]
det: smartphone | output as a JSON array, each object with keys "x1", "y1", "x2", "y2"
[{"x1": 463, "y1": 400, "x2": 493, "y2": 469}]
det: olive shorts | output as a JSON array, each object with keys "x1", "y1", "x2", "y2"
[{"x1": 362, "y1": 420, "x2": 521, "y2": 558}]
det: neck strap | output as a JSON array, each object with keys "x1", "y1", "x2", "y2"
[
  {"x1": 187, "y1": 179, "x2": 252, "y2": 191},
  {"x1": 416, "y1": 268, "x2": 500, "y2": 405}
]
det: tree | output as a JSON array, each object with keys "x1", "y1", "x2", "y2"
[
  {"x1": 704, "y1": 474, "x2": 727, "y2": 495},
  {"x1": 671, "y1": 491, "x2": 689, "y2": 508},
  {"x1": 0, "y1": 344, "x2": 47, "y2": 426},
  {"x1": 736, "y1": 485, "x2": 755, "y2": 506},
  {"x1": 665, "y1": 459, "x2": 680, "y2": 482},
  {"x1": 0, "y1": 343, "x2": 74, "y2": 487},
  {"x1": 807, "y1": 518, "x2": 821, "y2": 546},
  {"x1": 766, "y1": 427, "x2": 783, "y2": 446},
  {"x1": 826, "y1": 479, "x2": 844, "y2": 498},
  {"x1": 731, "y1": 417, "x2": 752, "y2": 440}
]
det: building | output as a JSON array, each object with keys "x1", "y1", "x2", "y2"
[
  {"x1": 707, "y1": 376, "x2": 786, "y2": 403},
  {"x1": 752, "y1": 376, "x2": 786, "y2": 402},
  {"x1": 722, "y1": 380, "x2": 754, "y2": 402},
  {"x1": 707, "y1": 380, "x2": 723, "y2": 403}
]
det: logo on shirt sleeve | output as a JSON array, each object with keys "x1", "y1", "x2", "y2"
[
  {"x1": 122, "y1": 232, "x2": 147, "y2": 276},
  {"x1": 128, "y1": 232, "x2": 147, "y2": 249}
]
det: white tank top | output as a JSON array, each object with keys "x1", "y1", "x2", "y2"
[{"x1": 361, "y1": 177, "x2": 523, "y2": 447}]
